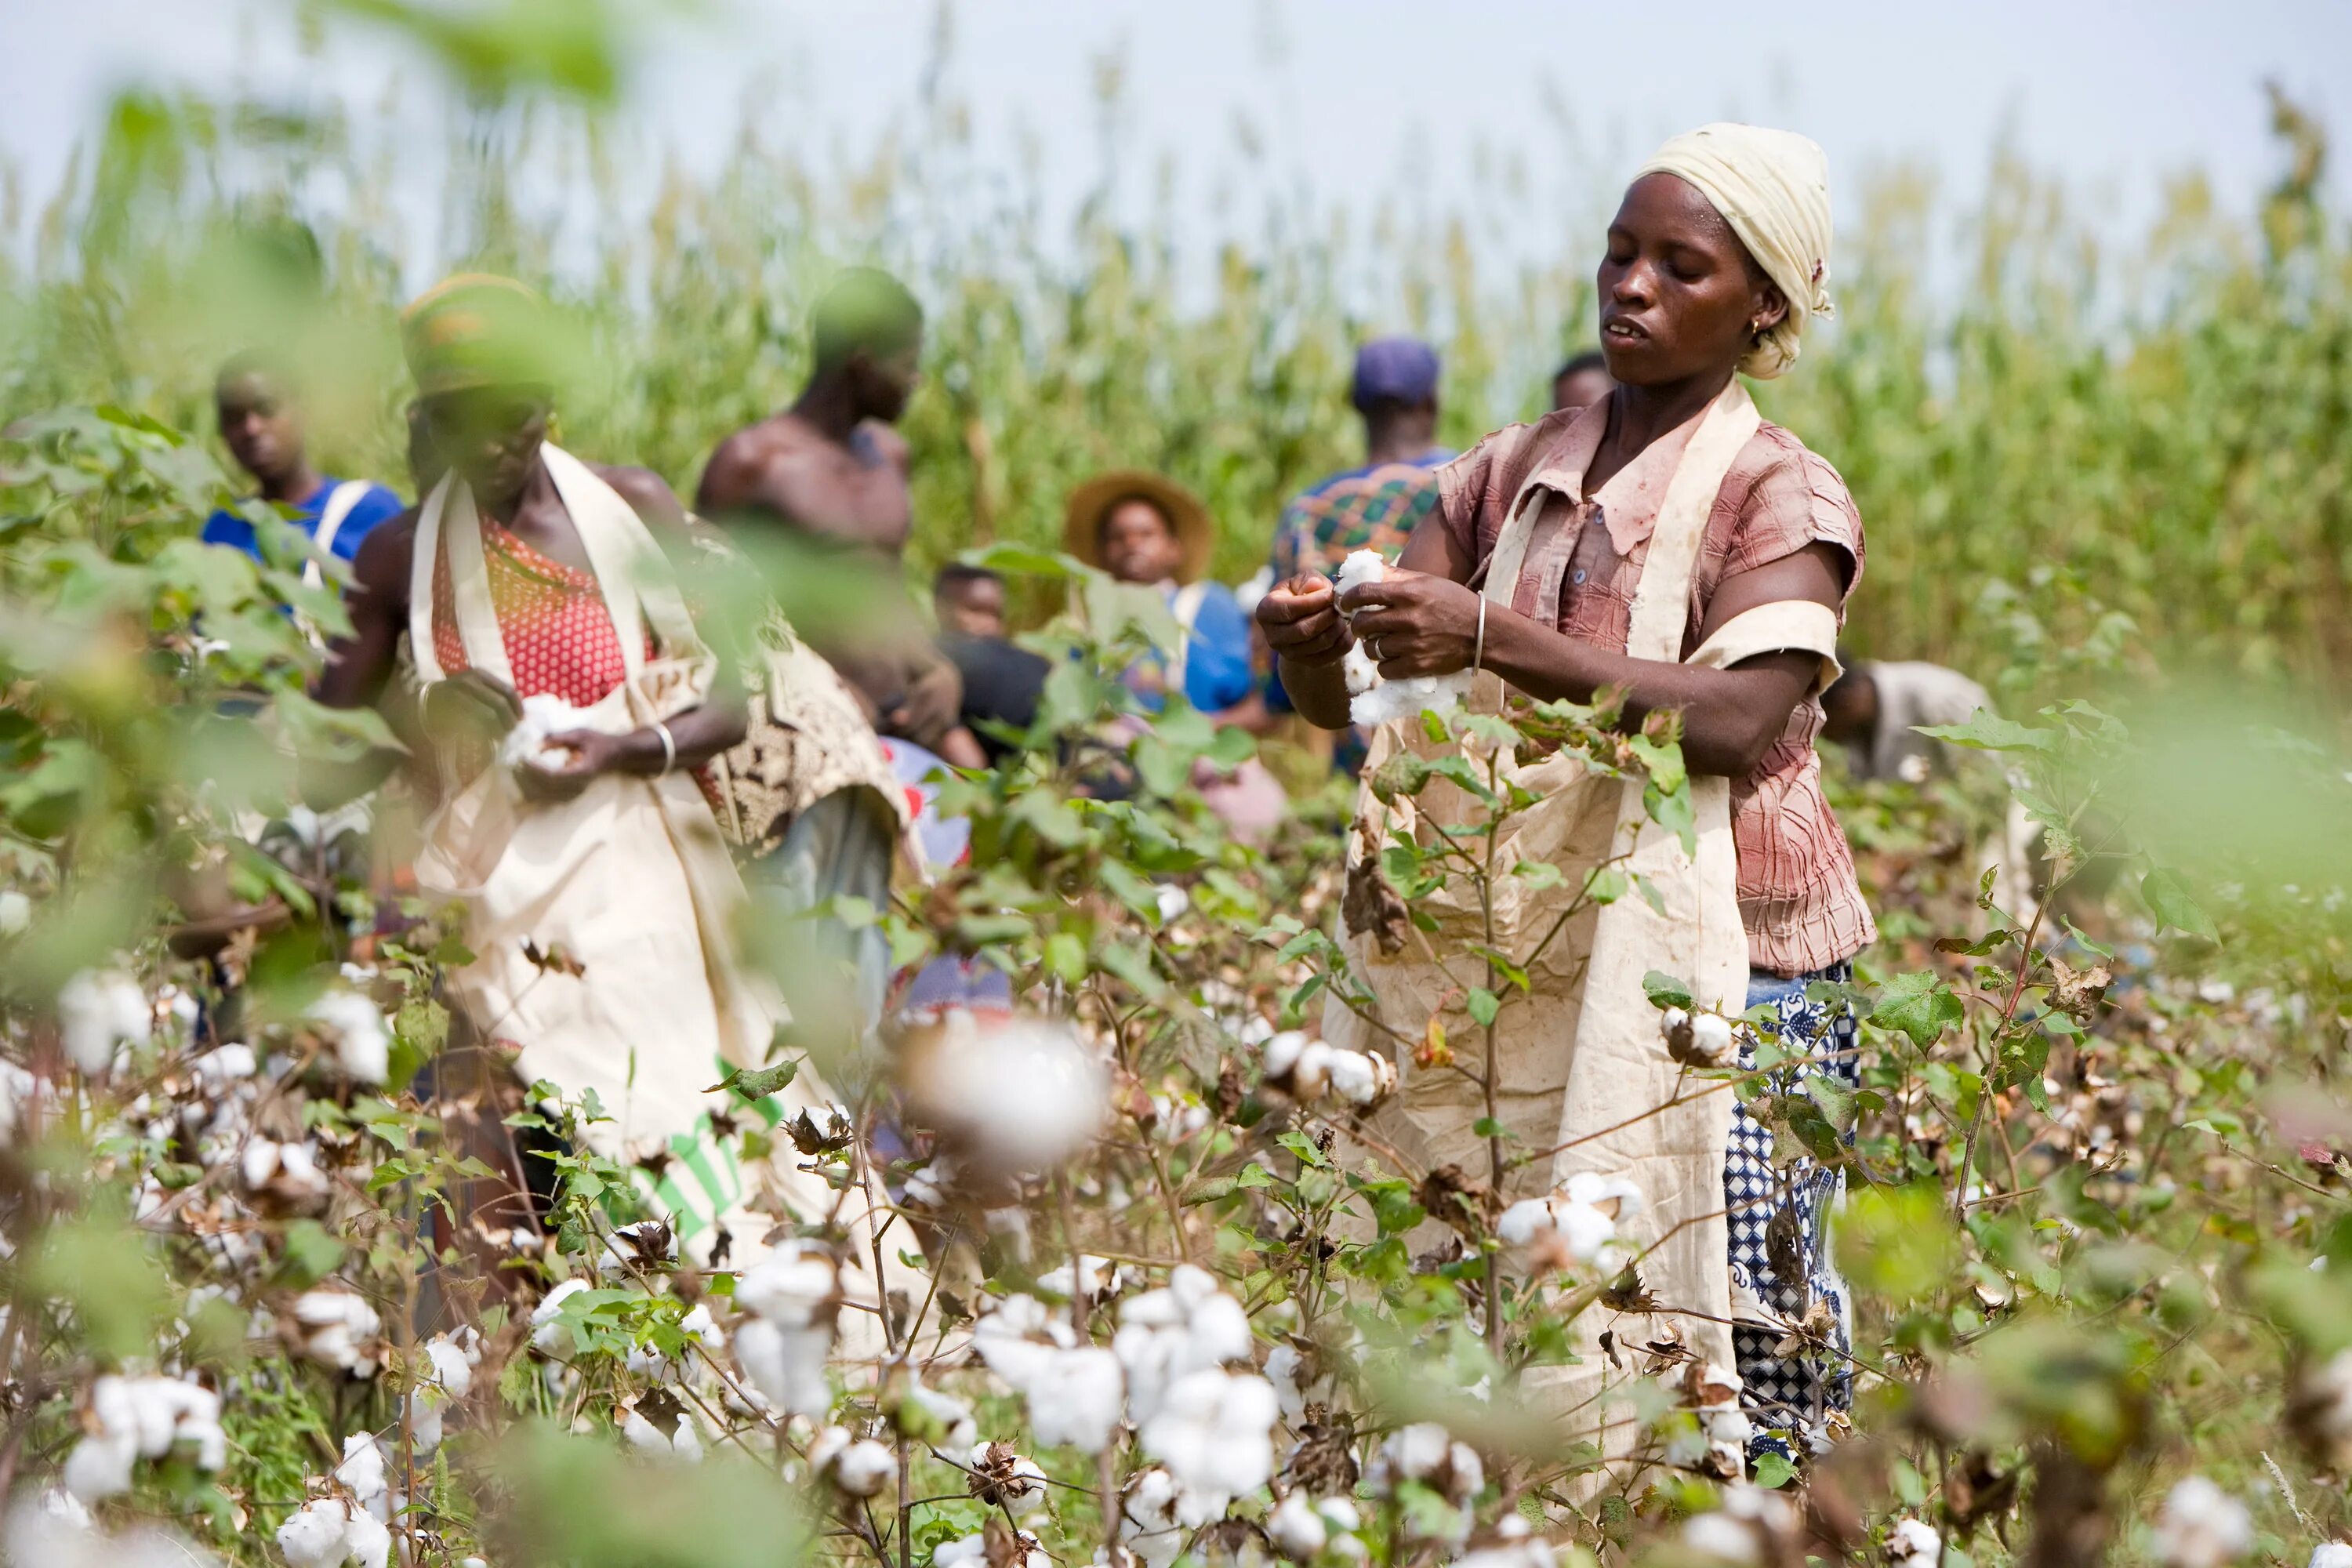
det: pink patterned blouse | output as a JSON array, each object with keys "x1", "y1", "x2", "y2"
[{"x1": 1433, "y1": 400, "x2": 1876, "y2": 977}]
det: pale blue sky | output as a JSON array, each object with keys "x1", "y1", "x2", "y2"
[{"x1": 5, "y1": 0, "x2": 2348, "y2": 284}]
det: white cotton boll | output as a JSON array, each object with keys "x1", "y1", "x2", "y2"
[
  {"x1": 735, "y1": 1243, "x2": 837, "y2": 1329},
  {"x1": 1454, "y1": 1542, "x2": 1559, "y2": 1568},
  {"x1": 732, "y1": 1318, "x2": 832, "y2": 1419},
  {"x1": 1684, "y1": 1512, "x2": 1762, "y2": 1566},
  {"x1": 1155, "y1": 884, "x2": 1190, "y2": 924},
  {"x1": 1332, "y1": 550, "x2": 1389, "y2": 601},
  {"x1": 1029, "y1": 1346, "x2": 1125, "y2": 1452},
  {"x1": 1380, "y1": 1422, "x2": 1452, "y2": 1483},
  {"x1": 1341, "y1": 641, "x2": 1380, "y2": 699},
  {"x1": 1562, "y1": 1171, "x2": 1646, "y2": 1225},
  {"x1": 530, "y1": 1279, "x2": 590, "y2": 1351},
  {"x1": 1443, "y1": 1442, "x2": 1485, "y2": 1503},
  {"x1": 276, "y1": 1500, "x2": 354, "y2": 1568},
  {"x1": 1324, "y1": 1049, "x2": 1395, "y2": 1109},
  {"x1": 2310, "y1": 1544, "x2": 2352, "y2": 1568},
  {"x1": 500, "y1": 694, "x2": 599, "y2": 771},
  {"x1": 1114, "y1": 1265, "x2": 1254, "y2": 1421},
  {"x1": 192, "y1": 1042, "x2": 258, "y2": 1088},
  {"x1": 334, "y1": 1433, "x2": 387, "y2": 1504},
  {"x1": 1138, "y1": 1369, "x2": 1279, "y2": 1515},
  {"x1": 1268, "y1": 1492, "x2": 1327, "y2": 1559},
  {"x1": 2153, "y1": 1477, "x2": 2253, "y2": 1568},
  {"x1": 61, "y1": 1431, "x2": 137, "y2": 1502},
  {"x1": 1350, "y1": 671, "x2": 1472, "y2": 731},
  {"x1": 904, "y1": 1381, "x2": 978, "y2": 1450},
  {"x1": 0, "y1": 891, "x2": 29, "y2": 936},
  {"x1": 1263, "y1": 1032, "x2": 1308, "y2": 1080},
  {"x1": 822, "y1": 1438, "x2": 893, "y2": 1497},
  {"x1": 1886, "y1": 1516, "x2": 1941, "y2": 1568},
  {"x1": 306, "y1": 990, "x2": 390, "y2": 1085},
  {"x1": 1684, "y1": 1012, "x2": 1737, "y2": 1068},
  {"x1": 57, "y1": 969, "x2": 150, "y2": 1075},
  {"x1": 293, "y1": 1289, "x2": 383, "y2": 1374},
  {"x1": 342, "y1": 1508, "x2": 392, "y2": 1568},
  {"x1": 904, "y1": 1014, "x2": 1110, "y2": 1173},
  {"x1": 1495, "y1": 1200, "x2": 1552, "y2": 1249}
]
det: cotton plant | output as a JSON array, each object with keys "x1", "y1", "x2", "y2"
[
  {"x1": 731, "y1": 1240, "x2": 841, "y2": 1418},
  {"x1": 1259, "y1": 1030, "x2": 1397, "y2": 1112}
]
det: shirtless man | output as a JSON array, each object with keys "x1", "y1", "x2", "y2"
[{"x1": 697, "y1": 267, "x2": 985, "y2": 771}]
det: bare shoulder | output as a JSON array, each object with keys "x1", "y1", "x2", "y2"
[
  {"x1": 348, "y1": 506, "x2": 421, "y2": 599},
  {"x1": 696, "y1": 416, "x2": 826, "y2": 515},
  {"x1": 592, "y1": 463, "x2": 688, "y2": 532}
]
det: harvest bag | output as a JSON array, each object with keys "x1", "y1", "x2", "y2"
[{"x1": 1328, "y1": 379, "x2": 1774, "y2": 1451}]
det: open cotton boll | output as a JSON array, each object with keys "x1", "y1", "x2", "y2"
[
  {"x1": 276, "y1": 1496, "x2": 390, "y2": 1568},
  {"x1": 2310, "y1": 1544, "x2": 2352, "y2": 1568},
  {"x1": 499, "y1": 693, "x2": 599, "y2": 771},
  {"x1": 305, "y1": 990, "x2": 390, "y2": 1085},
  {"x1": 1114, "y1": 1265, "x2": 1254, "y2": 1421},
  {"x1": 900, "y1": 1012, "x2": 1109, "y2": 1174},
  {"x1": 64, "y1": 1374, "x2": 228, "y2": 1501},
  {"x1": 1454, "y1": 1541, "x2": 1558, "y2": 1568},
  {"x1": 0, "y1": 890, "x2": 29, "y2": 937},
  {"x1": 1329, "y1": 550, "x2": 1475, "y2": 728},
  {"x1": 1887, "y1": 1517, "x2": 1941, "y2": 1568},
  {"x1": 2152, "y1": 1478, "x2": 2253, "y2": 1568},
  {"x1": 733, "y1": 1318, "x2": 833, "y2": 1418},
  {"x1": 57, "y1": 969, "x2": 151, "y2": 1075},
  {"x1": 1137, "y1": 1370, "x2": 1279, "y2": 1523}
]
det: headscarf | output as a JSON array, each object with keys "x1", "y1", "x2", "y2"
[
  {"x1": 399, "y1": 273, "x2": 557, "y2": 397},
  {"x1": 1635, "y1": 124, "x2": 1834, "y2": 379}
]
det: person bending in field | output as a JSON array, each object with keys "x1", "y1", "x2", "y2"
[
  {"x1": 313, "y1": 274, "x2": 782, "y2": 1259},
  {"x1": 205, "y1": 354, "x2": 406, "y2": 587},
  {"x1": 1261, "y1": 125, "x2": 1872, "y2": 1461},
  {"x1": 1550, "y1": 347, "x2": 1616, "y2": 414}
]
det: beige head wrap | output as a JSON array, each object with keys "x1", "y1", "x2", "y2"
[{"x1": 1635, "y1": 123, "x2": 1834, "y2": 379}]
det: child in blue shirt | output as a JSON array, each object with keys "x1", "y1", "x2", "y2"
[{"x1": 202, "y1": 355, "x2": 404, "y2": 575}]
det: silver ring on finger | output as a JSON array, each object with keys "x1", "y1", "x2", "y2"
[{"x1": 1370, "y1": 637, "x2": 1386, "y2": 662}]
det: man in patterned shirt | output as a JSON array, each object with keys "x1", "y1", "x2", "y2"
[{"x1": 1265, "y1": 336, "x2": 1455, "y2": 584}]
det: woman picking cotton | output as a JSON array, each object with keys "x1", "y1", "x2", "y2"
[
  {"x1": 1258, "y1": 127, "x2": 1872, "y2": 1462},
  {"x1": 314, "y1": 275, "x2": 826, "y2": 1259}
]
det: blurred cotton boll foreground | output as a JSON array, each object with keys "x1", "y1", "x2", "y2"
[{"x1": 898, "y1": 1011, "x2": 1109, "y2": 1172}]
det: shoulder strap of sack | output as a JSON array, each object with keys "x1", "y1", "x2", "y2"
[
  {"x1": 539, "y1": 445, "x2": 709, "y2": 677},
  {"x1": 303, "y1": 481, "x2": 371, "y2": 590},
  {"x1": 1620, "y1": 380, "x2": 1761, "y2": 663}
]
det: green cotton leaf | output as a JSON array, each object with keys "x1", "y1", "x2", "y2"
[
  {"x1": 1915, "y1": 713, "x2": 2056, "y2": 752},
  {"x1": 1184, "y1": 1175, "x2": 1239, "y2": 1207},
  {"x1": 1751, "y1": 1450, "x2": 1798, "y2": 1490},
  {"x1": 1098, "y1": 940, "x2": 1166, "y2": 999},
  {"x1": 1276, "y1": 1131, "x2": 1330, "y2": 1169},
  {"x1": 1869, "y1": 971, "x2": 1965, "y2": 1049},
  {"x1": 1236, "y1": 1162, "x2": 1279, "y2": 1189},
  {"x1": 706, "y1": 1058, "x2": 799, "y2": 1100},
  {"x1": 1044, "y1": 931, "x2": 1089, "y2": 985},
  {"x1": 1472, "y1": 1116, "x2": 1508, "y2": 1140},
  {"x1": 1206, "y1": 725, "x2": 1258, "y2": 768},
  {"x1": 1584, "y1": 865, "x2": 1626, "y2": 904},
  {"x1": 275, "y1": 1218, "x2": 347, "y2": 1290},
  {"x1": 1642, "y1": 971, "x2": 1695, "y2": 1010},
  {"x1": 2140, "y1": 868, "x2": 2218, "y2": 939},
  {"x1": 1424, "y1": 754, "x2": 1501, "y2": 808},
  {"x1": 1643, "y1": 776, "x2": 1697, "y2": 856},
  {"x1": 1627, "y1": 733, "x2": 1686, "y2": 794},
  {"x1": 969, "y1": 541, "x2": 1089, "y2": 581},
  {"x1": 1133, "y1": 735, "x2": 1191, "y2": 799},
  {"x1": 1421, "y1": 710, "x2": 1451, "y2": 744},
  {"x1": 1509, "y1": 859, "x2": 1566, "y2": 893},
  {"x1": 1098, "y1": 858, "x2": 1162, "y2": 920},
  {"x1": 1467, "y1": 987, "x2": 1501, "y2": 1027},
  {"x1": 1803, "y1": 1073, "x2": 1858, "y2": 1133}
]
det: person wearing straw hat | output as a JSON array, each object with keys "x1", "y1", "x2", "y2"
[
  {"x1": 1260, "y1": 125, "x2": 1871, "y2": 1464},
  {"x1": 310, "y1": 274, "x2": 846, "y2": 1265},
  {"x1": 1063, "y1": 470, "x2": 1256, "y2": 717}
]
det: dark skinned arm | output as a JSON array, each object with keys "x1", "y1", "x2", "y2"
[
  {"x1": 521, "y1": 465, "x2": 750, "y2": 801},
  {"x1": 304, "y1": 510, "x2": 466, "y2": 809},
  {"x1": 1266, "y1": 510, "x2": 1848, "y2": 778}
]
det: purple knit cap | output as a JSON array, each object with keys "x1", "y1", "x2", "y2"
[{"x1": 1349, "y1": 336, "x2": 1441, "y2": 411}]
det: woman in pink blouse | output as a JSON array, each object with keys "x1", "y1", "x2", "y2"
[{"x1": 1260, "y1": 125, "x2": 1870, "y2": 1457}]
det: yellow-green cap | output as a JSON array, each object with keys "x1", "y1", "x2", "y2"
[{"x1": 399, "y1": 273, "x2": 556, "y2": 397}]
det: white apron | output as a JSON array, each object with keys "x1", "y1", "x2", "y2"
[
  {"x1": 408, "y1": 448, "x2": 823, "y2": 1251},
  {"x1": 1329, "y1": 380, "x2": 1787, "y2": 1452}
]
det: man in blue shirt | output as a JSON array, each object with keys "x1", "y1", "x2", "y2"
[{"x1": 202, "y1": 355, "x2": 405, "y2": 580}]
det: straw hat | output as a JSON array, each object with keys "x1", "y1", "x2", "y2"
[{"x1": 1062, "y1": 470, "x2": 1216, "y2": 586}]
